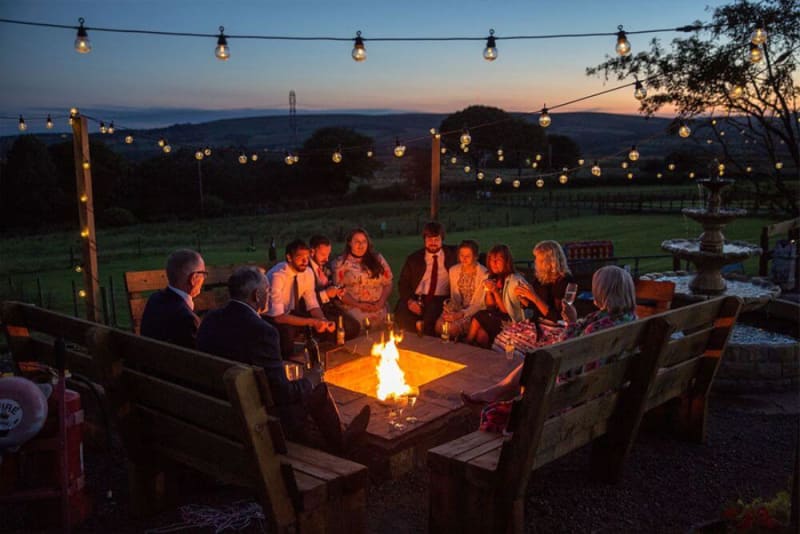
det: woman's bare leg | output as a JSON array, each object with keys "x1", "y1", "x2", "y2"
[{"x1": 468, "y1": 364, "x2": 523, "y2": 402}]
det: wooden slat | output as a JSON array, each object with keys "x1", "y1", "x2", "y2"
[
  {"x1": 124, "y1": 270, "x2": 169, "y2": 294},
  {"x1": 28, "y1": 338, "x2": 101, "y2": 383},
  {"x1": 645, "y1": 358, "x2": 703, "y2": 410},
  {"x1": 537, "y1": 391, "x2": 619, "y2": 453},
  {"x1": 111, "y1": 329, "x2": 240, "y2": 398},
  {"x1": 656, "y1": 297, "x2": 725, "y2": 333},
  {"x1": 548, "y1": 356, "x2": 633, "y2": 414},
  {"x1": 284, "y1": 442, "x2": 369, "y2": 493},
  {"x1": 428, "y1": 430, "x2": 503, "y2": 474},
  {"x1": 2, "y1": 301, "x2": 97, "y2": 345},
  {"x1": 661, "y1": 327, "x2": 713, "y2": 367},
  {"x1": 128, "y1": 298, "x2": 147, "y2": 334},
  {"x1": 123, "y1": 369, "x2": 241, "y2": 440}
]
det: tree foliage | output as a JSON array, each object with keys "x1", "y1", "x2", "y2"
[
  {"x1": 301, "y1": 127, "x2": 380, "y2": 195},
  {"x1": 587, "y1": 0, "x2": 799, "y2": 215}
]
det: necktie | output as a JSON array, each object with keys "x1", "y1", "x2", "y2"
[
  {"x1": 291, "y1": 275, "x2": 300, "y2": 310},
  {"x1": 427, "y1": 254, "x2": 438, "y2": 297}
]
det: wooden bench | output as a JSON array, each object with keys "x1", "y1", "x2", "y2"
[
  {"x1": 1, "y1": 301, "x2": 368, "y2": 533},
  {"x1": 428, "y1": 296, "x2": 741, "y2": 533},
  {"x1": 634, "y1": 279, "x2": 675, "y2": 318},
  {"x1": 759, "y1": 217, "x2": 799, "y2": 291},
  {"x1": 125, "y1": 264, "x2": 252, "y2": 334}
]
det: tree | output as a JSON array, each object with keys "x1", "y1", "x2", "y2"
[
  {"x1": 301, "y1": 127, "x2": 380, "y2": 195},
  {"x1": 587, "y1": 0, "x2": 799, "y2": 215}
]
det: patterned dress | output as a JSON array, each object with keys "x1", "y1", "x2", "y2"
[{"x1": 331, "y1": 253, "x2": 393, "y2": 330}]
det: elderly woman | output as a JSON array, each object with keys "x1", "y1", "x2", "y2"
[
  {"x1": 463, "y1": 265, "x2": 637, "y2": 407},
  {"x1": 516, "y1": 240, "x2": 574, "y2": 323},
  {"x1": 435, "y1": 240, "x2": 489, "y2": 339},
  {"x1": 331, "y1": 228, "x2": 393, "y2": 333},
  {"x1": 465, "y1": 244, "x2": 529, "y2": 347}
]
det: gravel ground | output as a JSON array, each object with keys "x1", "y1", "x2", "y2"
[{"x1": 4, "y1": 390, "x2": 797, "y2": 533}]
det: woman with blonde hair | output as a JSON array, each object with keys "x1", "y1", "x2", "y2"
[{"x1": 515, "y1": 240, "x2": 573, "y2": 323}]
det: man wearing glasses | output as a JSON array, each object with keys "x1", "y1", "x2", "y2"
[{"x1": 141, "y1": 249, "x2": 207, "y2": 348}]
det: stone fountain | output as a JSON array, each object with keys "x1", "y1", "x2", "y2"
[{"x1": 661, "y1": 176, "x2": 762, "y2": 295}]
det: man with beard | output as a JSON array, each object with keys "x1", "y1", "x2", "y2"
[
  {"x1": 197, "y1": 266, "x2": 369, "y2": 453},
  {"x1": 266, "y1": 239, "x2": 335, "y2": 359},
  {"x1": 394, "y1": 222, "x2": 458, "y2": 336},
  {"x1": 309, "y1": 235, "x2": 360, "y2": 341}
]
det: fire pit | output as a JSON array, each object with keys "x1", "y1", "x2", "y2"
[{"x1": 324, "y1": 334, "x2": 517, "y2": 479}]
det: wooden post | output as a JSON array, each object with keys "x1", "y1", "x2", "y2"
[
  {"x1": 431, "y1": 134, "x2": 441, "y2": 221},
  {"x1": 72, "y1": 115, "x2": 101, "y2": 322}
]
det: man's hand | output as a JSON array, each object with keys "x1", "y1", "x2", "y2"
[
  {"x1": 324, "y1": 286, "x2": 343, "y2": 300},
  {"x1": 407, "y1": 298, "x2": 423, "y2": 316},
  {"x1": 313, "y1": 319, "x2": 332, "y2": 333}
]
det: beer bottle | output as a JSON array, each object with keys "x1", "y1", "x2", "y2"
[{"x1": 336, "y1": 315, "x2": 346, "y2": 345}]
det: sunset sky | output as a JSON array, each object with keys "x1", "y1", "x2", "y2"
[{"x1": 1, "y1": 0, "x2": 731, "y2": 134}]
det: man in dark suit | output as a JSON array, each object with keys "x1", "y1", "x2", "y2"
[
  {"x1": 140, "y1": 249, "x2": 206, "y2": 348},
  {"x1": 197, "y1": 266, "x2": 369, "y2": 453},
  {"x1": 394, "y1": 222, "x2": 458, "y2": 336},
  {"x1": 309, "y1": 235, "x2": 360, "y2": 341}
]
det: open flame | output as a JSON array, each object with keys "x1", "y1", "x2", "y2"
[{"x1": 372, "y1": 335, "x2": 411, "y2": 401}]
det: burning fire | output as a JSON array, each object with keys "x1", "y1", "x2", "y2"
[{"x1": 372, "y1": 335, "x2": 411, "y2": 401}]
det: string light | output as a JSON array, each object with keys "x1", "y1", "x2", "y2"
[
  {"x1": 125, "y1": 135, "x2": 133, "y2": 144},
  {"x1": 352, "y1": 31, "x2": 366, "y2": 62},
  {"x1": 559, "y1": 172, "x2": 568, "y2": 185},
  {"x1": 628, "y1": 146, "x2": 639, "y2": 161},
  {"x1": 462, "y1": 145, "x2": 469, "y2": 153},
  {"x1": 80, "y1": 228, "x2": 90, "y2": 238},
  {"x1": 204, "y1": 146, "x2": 212, "y2": 156},
  {"x1": 79, "y1": 193, "x2": 88, "y2": 203},
  {"x1": 577, "y1": 159, "x2": 585, "y2": 166},
  {"x1": 284, "y1": 151, "x2": 295, "y2": 165},
  {"x1": 251, "y1": 153, "x2": 258, "y2": 161},
  {"x1": 532, "y1": 162, "x2": 538, "y2": 169},
  {"x1": 668, "y1": 163, "x2": 676, "y2": 171},
  {"x1": 393, "y1": 138, "x2": 406, "y2": 158},
  {"x1": 746, "y1": 166, "x2": 752, "y2": 173},
  {"x1": 626, "y1": 172, "x2": 634, "y2": 180},
  {"x1": 678, "y1": 123, "x2": 691, "y2": 138},
  {"x1": 332, "y1": 146, "x2": 343, "y2": 163},
  {"x1": 496, "y1": 148, "x2": 504, "y2": 157},
  {"x1": 195, "y1": 150, "x2": 204, "y2": 160},
  {"x1": 82, "y1": 160, "x2": 90, "y2": 170},
  {"x1": 615, "y1": 25, "x2": 631, "y2": 56},
  {"x1": 483, "y1": 29, "x2": 498, "y2": 61},
  {"x1": 498, "y1": 154, "x2": 505, "y2": 162},
  {"x1": 464, "y1": 165, "x2": 471, "y2": 173},
  {"x1": 512, "y1": 179, "x2": 520, "y2": 188},
  {"x1": 536, "y1": 178, "x2": 544, "y2": 188},
  {"x1": 749, "y1": 43, "x2": 762, "y2": 63},
  {"x1": 656, "y1": 172, "x2": 663, "y2": 179},
  {"x1": 74, "y1": 18, "x2": 91, "y2": 54},
  {"x1": 591, "y1": 162, "x2": 602, "y2": 176},
  {"x1": 99, "y1": 121, "x2": 107, "y2": 134},
  {"x1": 238, "y1": 152, "x2": 247, "y2": 164},
  {"x1": 78, "y1": 289, "x2": 87, "y2": 298},
  {"x1": 538, "y1": 106, "x2": 551, "y2": 128},
  {"x1": 460, "y1": 128, "x2": 471, "y2": 146},
  {"x1": 440, "y1": 147, "x2": 447, "y2": 155},
  {"x1": 728, "y1": 83, "x2": 744, "y2": 99},
  {"x1": 157, "y1": 138, "x2": 166, "y2": 147},
  {"x1": 163, "y1": 144, "x2": 172, "y2": 153},
  {"x1": 477, "y1": 171, "x2": 485, "y2": 180},
  {"x1": 750, "y1": 25, "x2": 767, "y2": 45},
  {"x1": 215, "y1": 26, "x2": 230, "y2": 60},
  {"x1": 633, "y1": 78, "x2": 647, "y2": 100},
  {"x1": 450, "y1": 156, "x2": 457, "y2": 164},
  {"x1": 46, "y1": 114, "x2": 53, "y2": 129},
  {"x1": 366, "y1": 149, "x2": 373, "y2": 158},
  {"x1": 494, "y1": 176, "x2": 502, "y2": 185},
  {"x1": 688, "y1": 171, "x2": 695, "y2": 179},
  {"x1": 621, "y1": 161, "x2": 629, "y2": 169},
  {"x1": 108, "y1": 121, "x2": 115, "y2": 134},
  {"x1": 75, "y1": 265, "x2": 83, "y2": 273},
  {"x1": 18, "y1": 115, "x2": 26, "y2": 131},
  {"x1": 775, "y1": 162, "x2": 783, "y2": 170},
  {"x1": 535, "y1": 154, "x2": 542, "y2": 162}
]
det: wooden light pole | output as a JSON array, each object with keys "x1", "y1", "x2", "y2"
[
  {"x1": 71, "y1": 115, "x2": 101, "y2": 322},
  {"x1": 431, "y1": 133, "x2": 441, "y2": 221}
]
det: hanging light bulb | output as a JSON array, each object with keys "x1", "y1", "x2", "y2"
[
  {"x1": 627, "y1": 172, "x2": 634, "y2": 180},
  {"x1": 238, "y1": 152, "x2": 247, "y2": 164},
  {"x1": 163, "y1": 144, "x2": 172, "y2": 153},
  {"x1": 460, "y1": 128, "x2": 472, "y2": 146},
  {"x1": 251, "y1": 153, "x2": 259, "y2": 162},
  {"x1": 746, "y1": 166, "x2": 753, "y2": 173},
  {"x1": 46, "y1": 115, "x2": 53, "y2": 129},
  {"x1": 536, "y1": 178, "x2": 544, "y2": 188},
  {"x1": 293, "y1": 154, "x2": 300, "y2": 164},
  {"x1": 204, "y1": 146, "x2": 212, "y2": 157},
  {"x1": 352, "y1": 31, "x2": 366, "y2": 62},
  {"x1": 775, "y1": 161, "x2": 784, "y2": 170},
  {"x1": 628, "y1": 146, "x2": 639, "y2": 161},
  {"x1": 75, "y1": 265, "x2": 83, "y2": 272},
  {"x1": 82, "y1": 160, "x2": 90, "y2": 170},
  {"x1": 718, "y1": 163, "x2": 726, "y2": 173},
  {"x1": 668, "y1": 163, "x2": 676, "y2": 171},
  {"x1": 483, "y1": 29, "x2": 498, "y2": 61},
  {"x1": 74, "y1": 18, "x2": 92, "y2": 54},
  {"x1": 706, "y1": 138, "x2": 713, "y2": 144},
  {"x1": 69, "y1": 108, "x2": 79, "y2": 126},
  {"x1": 99, "y1": 121, "x2": 107, "y2": 134},
  {"x1": 498, "y1": 155, "x2": 505, "y2": 162},
  {"x1": 464, "y1": 165, "x2": 471, "y2": 173},
  {"x1": 749, "y1": 43, "x2": 763, "y2": 63},
  {"x1": 215, "y1": 26, "x2": 230, "y2": 61},
  {"x1": 719, "y1": 130, "x2": 726, "y2": 137},
  {"x1": 393, "y1": 138, "x2": 406, "y2": 158},
  {"x1": 18, "y1": 115, "x2": 27, "y2": 131},
  {"x1": 440, "y1": 147, "x2": 447, "y2": 155},
  {"x1": 332, "y1": 147, "x2": 343, "y2": 163},
  {"x1": 78, "y1": 289, "x2": 87, "y2": 298},
  {"x1": 621, "y1": 161, "x2": 629, "y2": 169},
  {"x1": 538, "y1": 106, "x2": 551, "y2": 128},
  {"x1": 678, "y1": 123, "x2": 691, "y2": 138},
  {"x1": 656, "y1": 172, "x2": 663, "y2": 179},
  {"x1": 496, "y1": 148, "x2": 504, "y2": 157},
  {"x1": 711, "y1": 119, "x2": 717, "y2": 126},
  {"x1": 751, "y1": 25, "x2": 767, "y2": 45},
  {"x1": 532, "y1": 162, "x2": 538, "y2": 169},
  {"x1": 535, "y1": 154, "x2": 542, "y2": 162},
  {"x1": 80, "y1": 227, "x2": 90, "y2": 238},
  {"x1": 284, "y1": 152, "x2": 294, "y2": 165},
  {"x1": 494, "y1": 176, "x2": 502, "y2": 185},
  {"x1": 450, "y1": 156, "x2": 457, "y2": 165},
  {"x1": 615, "y1": 25, "x2": 631, "y2": 56},
  {"x1": 157, "y1": 138, "x2": 166, "y2": 148},
  {"x1": 591, "y1": 162, "x2": 602, "y2": 177},
  {"x1": 559, "y1": 172, "x2": 569, "y2": 185},
  {"x1": 366, "y1": 149, "x2": 373, "y2": 158},
  {"x1": 462, "y1": 145, "x2": 469, "y2": 153},
  {"x1": 108, "y1": 121, "x2": 114, "y2": 134},
  {"x1": 195, "y1": 150, "x2": 204, "y2": 161},
  {"x1": 125, "y1": 135, "x2": 134, "y2": 144},
  {"x1": 512, "y1": 179, "x2": 521, "y2": 188},
  {"x1": 578, "y1": 159, "x2": 585, "y2": 166},
  {"x1": 477, "y1": 171, "x2": 485, "y2": 181},
  {"x1": 633, "y1": 79, "x2": 647, "y2": 100},
  {"x1": 688, "y1": 171, "x2": 696, "y2": 179}
]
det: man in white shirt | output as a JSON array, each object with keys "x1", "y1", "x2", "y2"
[
  {"x1": 394, "y1": 222, "x2": 458, "y2": 336},
  {"x1": 266, "y1": 239, "x2": 335, "y2": 359}
]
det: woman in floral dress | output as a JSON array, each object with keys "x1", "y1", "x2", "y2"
[
  {"x1": 331, "y1": 228, "x2": 393, "y2": 333},
  {"x1": 435, "y1": 240, "x2": 489, "y2": 338}
]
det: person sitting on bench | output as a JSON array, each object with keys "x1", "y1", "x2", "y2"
[
  {"x1": 197, "y1": 266, "x2": 370, "y2": 454},
  {"x1": 140, "y1": 249, "x2": 206, "y2": 349}
]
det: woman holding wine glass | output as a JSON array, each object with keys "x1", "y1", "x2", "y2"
[
  {"x1": 515, "y1": 240, "x2": 574, "y2": 323},
  {"x1": 434, "y1": 240, "x2": 488, "y2": 340},
  {"x1": 330, "y1": 228, "x2": 393, "y2": 335}
]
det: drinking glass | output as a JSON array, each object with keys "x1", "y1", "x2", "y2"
[
  {"x1": 385, "y1": 312, "x2": 394, "y2": 334},
  {"x1": 363, "y1": 317, "x2": 371, "y2": 339},
  {"x1": 441, "y1": 321, "x2": 450, "y2": 343},
  {"x1": 394, "y1": 329, "x2": 405, "y2": 344},
  {"x1": 504, "y1": 341, "x2": 515, "y2": 361},
  {"x1": 284, "y1": 363, "x2": 302, "y2": 381},
  {"x1": 564, "y1": 282, "x2": 578, "y2": 306},
  {"x1": 404, "y1": 386, "x2": 419, "y2": 424},
  {"x1": 415, "y1": 320, "x2": 425, "y2": 337}
]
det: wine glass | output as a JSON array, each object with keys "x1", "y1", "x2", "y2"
[
  {"x1": 564, "y1": 282, "x2": 578, "y2": 306},
  {"x1": 394, "y1": 329, "x2": 405, "y2": 344},
  {"x1": 441, "y1": 321, "x2": 450, "y2": 343},
  {"x1": 385, "y1": 312, "x2": 395, "y2": 335},
  {"x1": 404, "y1": 386, "x2": 419, "y2": 424},
  {"x1": 504, "y1": 340, "x2": 515, "y2": 361},
  {"x1": 363, "y1": 317, "x2": 371, "y2": 339}
]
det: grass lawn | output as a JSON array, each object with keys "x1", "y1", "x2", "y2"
[{"x1": 0, "y1": 200, "x2": 777, "y2": 329}]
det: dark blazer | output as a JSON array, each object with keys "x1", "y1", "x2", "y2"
[
  {"x1": 196, "y1": 300, "x2": 311, "y2": 407},
  {"x1": 140, "y1": 288, "x2": 200, "y2": 349},
  {"x1": 397, "y1": 246, "x2": 458, "y2": 304}
]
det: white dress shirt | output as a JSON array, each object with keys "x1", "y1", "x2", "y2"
[
  {"x1": 167, "y1": 285, "x2": 194, "y2": 311},
  {"x1": 414, "y1": 250, "x2": 450, "y2": 296},
  {"x1": 266, "y1": 261, "x2": 320, "y2": 317}
]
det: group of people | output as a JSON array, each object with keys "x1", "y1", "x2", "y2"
[{"x1": 140, "y1": 222, "x2": 639, "y2": 442}]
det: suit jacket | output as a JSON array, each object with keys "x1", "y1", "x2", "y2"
[
  {"x1": 310, "y1": 259, "x2": 333, "y2": 305},
  {"x1": 196, "y1": 300, "x2": 311, "y2": 407},
  {"x1": 140, "y1": 288, "x2": 200, "y2": 349},
  {"x1": 397, "y1": 246, "x2": 458, "y2": 304}
]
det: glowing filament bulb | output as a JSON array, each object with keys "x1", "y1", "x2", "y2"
[
  {"x1": 668, "y1": 163, "x2": 676, "y2": 171},
  {"x1": 251, "y1": 153, "x2": 258, "y2": 162},
  {"x1": 460, "y1": 128, "x2": 471, "y2": 146},
  {"x1": 477, "y1": 171, "x2": 485, "y2": 180},
  {"x1": 80, "y1": 228, "x2": 90, "y2": 238},
  {"x1": 204, "y1": 147, "x2": 212, "y2": 156},
  {"x1": 591, "y1": 162, "x2": 602, "y2": 177},
  {"x1": 74, "y1": 18, "x2": 91, "y2": 54},
  {"x1": 352, "y1": 31, "x2": 366, "y2": 62},
  {"x1": 628, "y1": 146, "x2": 639, "y2": 161},
  {"x1": 751, "y1": 26, "x2": 767, "y2": 45},
  {"x1": 450, "y1": 156, "x2": 457, "y2": 165},
  {"x1": 195, "y1": 151, "x2": 204, "y2": 160},
  {"x1": 494, "y1": 176, "x2": 502, "y2": 185},
  {"x1": 366, "y1": 149, "x2": 373, "y2": 158},
  {"x1": 539, "y1": 106, "x2": 551, "y2": 128},
  {"x1": 615, "y1": 26, "x2": 630, "y2": 56},
  {"x1": 633, "y1": 79, "x2": 647, "y2": 100},
  {"x1": 464, "y1": 165, "x2": 471, "y2": 173},
  {"x1": 284, "y1": 152, "x2": 294, "y2": 165},
  {"x1": 80, "y1": 193, "x2": 88, "y2": 203},
  {"x1": 46, "y1": 115, "x2": 53, "y2": 129},
  {"x1": 108, "y1": 121, "x2": 114, "y2": 134},
  {"x1": 512, "y1": 179, "x2": 520, "y2": 188},
  {"x1": 99, "y1": 122, "x2": 107, "y2": 134},
  {"x1": 749, "y1": 43, "x2": 762, "y2": 63},
  {"x1": 393, "y1": 139, "x2": 406, "y2": 158},
  {"x1": 163, "y1": 144, "x2": 171, "y2": 153},
  {"x1": 238, "y1": 153, "x2": 247, "y2": 164},
  {"x1": 18, "y1": 115, "x2": 27, "y2": 131},
  {"x1": 332, "y1": 149, "x2": 343, "y2": 163},
  {"x1": 483, "y1": 29, "x2": 498, "y2": 61},
  {"x1": 215, "y1": 26, "x2": 230, "y2": 60},
  {"x1": 678, "y1": 124, "x2": 691, "y2": 138},
  {"x1": 78, "y1": 289, "x2": 87, "y2": 298},
  {"x1": 157, "y1": 138, "x2": 166, "y2": 148},
  {"x1": 621, "y1": 161, "x2": 629, "y2": 169},
  {"x1": 536, "y1": 178, "x2": 544, "y2": 188}
]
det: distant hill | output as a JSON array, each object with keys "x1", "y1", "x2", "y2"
[{"x1": 0, "y1": 111, "x2": 683, "y2": 161}]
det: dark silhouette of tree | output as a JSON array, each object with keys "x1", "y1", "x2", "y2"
[
  {"x1": 301, "y1": 127, "x2": 380, "y2": 195},
  {"x1": 587, "y1": 0, "x2": 799, "y2": 215},
  {"x1": 548, "y1": 135, "x2": 582, "y2": 170}
]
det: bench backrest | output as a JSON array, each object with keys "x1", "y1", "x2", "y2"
[
  {"x1": 0, "y1": 300, "x2": 297, "y2": 530},
  {"x1": 759, "y1": 217, "x2": 799, "y2": 290},
  {"x1": 494, "y1": 296, "x2": 741, "y2": 512},
  {"x1": 124, "y1": 264, "x2": 256, "y2": 334},
  {"x1": 634, "y1": 279, "x2": 675, "y2": 318}
]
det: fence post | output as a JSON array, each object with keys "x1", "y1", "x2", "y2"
[{"x1": 100, "y1": 286, "x2": 110, "y2": 325}]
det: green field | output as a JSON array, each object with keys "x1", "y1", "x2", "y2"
[{"x1": 0, "y1": 199, "x2": 776, "y2": 329}]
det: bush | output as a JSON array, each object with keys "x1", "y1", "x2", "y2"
[
  {"x1": 101, "y1": 207, "x2": 137, "y2": 227},
  {"x1": 202, "y1": 195, "x2": 226, "y2": 218}
]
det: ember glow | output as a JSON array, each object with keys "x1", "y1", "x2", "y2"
[{"x1": 373, "y1": 335, "x2": 411, "y2": 401}]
